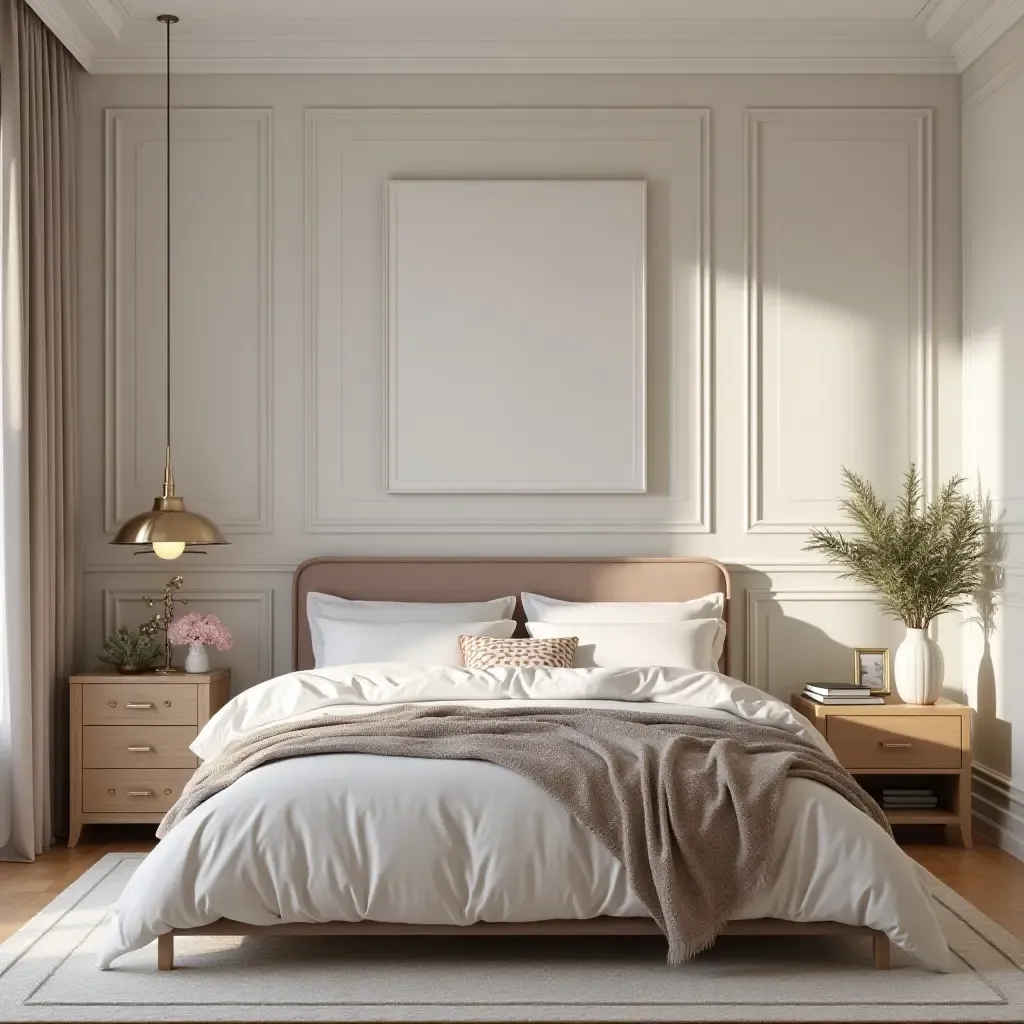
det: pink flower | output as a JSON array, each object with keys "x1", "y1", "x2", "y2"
[{"x1": 168, "y1": 612, "x2": 233, "y2": 652}]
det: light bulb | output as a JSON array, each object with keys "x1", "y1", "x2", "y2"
[{"x1": 152, "y1": 541, "x2": 186, "y2": 560}]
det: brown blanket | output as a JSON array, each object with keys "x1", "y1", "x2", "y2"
[{"x1": 158, "y1": 705, "x2": 890, "y2": 963}]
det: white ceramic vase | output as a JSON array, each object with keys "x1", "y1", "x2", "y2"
[
  {"x1": 893, "y1": 627, "x2": 944, "y2": 705},
  {"x1": 184, "y1": 642, "x2": 210, "y2": 674}
]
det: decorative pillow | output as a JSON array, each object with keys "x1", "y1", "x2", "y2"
[
  {"x1": 521, "y1": 591, "x2": 725, "y2": 623},
  {"x1": 459, "y1": 634, "x2": 579, "y2": 669}
]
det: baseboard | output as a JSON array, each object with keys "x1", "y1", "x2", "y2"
[{"x1": 973, "y1": 764, "x2": 1024, "y2": 860}]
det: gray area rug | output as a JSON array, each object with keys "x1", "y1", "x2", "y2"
[{"x1": 2, "y1": 853, "x2": 1024, "y2": 1021}]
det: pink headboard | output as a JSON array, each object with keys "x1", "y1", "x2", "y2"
[{"x1": 293, "y1": 557, "x2": 731, "y2": 675}]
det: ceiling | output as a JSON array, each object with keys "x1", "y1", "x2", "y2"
[{"x1": 26, "y1": 0, "x2": 1024, "y2": 74}]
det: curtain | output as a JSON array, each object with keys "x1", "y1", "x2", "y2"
[{"x1": 0, "y1": 0, "x2": 78, "y2": 860}]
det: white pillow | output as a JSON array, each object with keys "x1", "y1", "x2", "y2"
[
  {"x1": 307, "y1": 593, "x2": 516, "y2": 668},
  {"x1": 525, "y1": 619, "x2": 725, "y2": 672},
  {"x1": 316, "y1": 618, "x2": 517, "y2": 669},
  {"x1": 521, "y1": 591, "x2": 725, "y2": 623}
]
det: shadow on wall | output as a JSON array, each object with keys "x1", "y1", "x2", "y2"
[
  {"x1": 967, "y1": 491, "x2": 1012, "y2": 776},
  {"x1": 731, "y1": 568, "x2": 863, "y2": 697}
]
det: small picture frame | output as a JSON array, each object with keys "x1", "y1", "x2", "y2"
[{"x1": 854, "y1": 648, "x2": 891, "y2": 695}]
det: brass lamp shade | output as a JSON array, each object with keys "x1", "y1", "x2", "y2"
[
  {"x1": 112, "y1": 500, "x2": 227, "y2": 547},
  {"x1": 111, "y1": 446, "x2": 227, "y2": 553}
]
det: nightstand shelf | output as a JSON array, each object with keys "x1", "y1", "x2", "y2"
[
  {"x1": 791, "y1": 694, "x2": 972, "y2": 847},
  {"x1": 883, "y1": 808, "x2": 960, "y2": 826}
]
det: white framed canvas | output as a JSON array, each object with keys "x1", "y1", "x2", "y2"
[{"x1": 385, "y1": 179, "x2": 647, "y2": 494}]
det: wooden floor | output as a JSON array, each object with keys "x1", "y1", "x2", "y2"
[{"x1": 3, "y1": 824, "x2": 1024, "y2": 946}]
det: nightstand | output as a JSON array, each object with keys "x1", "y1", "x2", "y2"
[
  {"x1": 791, "y1": 694, "x2": 972, "y2": 847},
  {"x1": 69, "y1": 668, "x2": 230, "y2": 847}
]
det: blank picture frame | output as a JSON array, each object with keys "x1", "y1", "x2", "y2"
[{"x1": 385, "y1": 180, "x2": 647, "y2": 494}]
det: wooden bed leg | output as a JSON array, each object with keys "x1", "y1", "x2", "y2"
[
  {"x1": 157, "y1": 933, "x2": 174, "y2": 971},
  {"x1": 872, "y1": 932, "x2": 890, "y2": 970}
]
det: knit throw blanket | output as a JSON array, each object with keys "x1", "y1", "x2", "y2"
[{"x1": 158, "y1": 705, "x2": 890, "y2": 963}]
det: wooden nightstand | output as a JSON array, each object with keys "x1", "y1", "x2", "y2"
[
  {"x1": 791, "y1": 694, "x2": 972, "y2": 848},
  {"x1": 69, "y1": 668, "x2": 229, "y2": 847}
]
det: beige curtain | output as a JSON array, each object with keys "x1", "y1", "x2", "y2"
[{"x1": 0, "y1": 0, "x2": 78, "y2": 860}]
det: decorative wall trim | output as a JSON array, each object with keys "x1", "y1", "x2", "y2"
[
  {"x1": 27, "y1": 5, "x2": 964, "y2": 77},
  {"x1": 101, "y1": 587, "x2": 275, "y2": 684},
  {"x1": 84, "y1": 0, "x2": 124, "y2": 38},
  {"x1": 303, "y1": 107, "x2": 711, "y2": 535},
  {"x1": 81, "y1": 559, "x2": 842, "y2": 575},
  {"x1": 973, "y1": 763, "x2": 1024, "y2": 860},
  {"x1": 745, "y1": 587, "x2": 886, "y2": 691},
  {"x1": 384, "y1": 179, "x2": 648, "y2": 495},
  {"x1": 103, "y1": 108, "x2": 274, "y2": 536},
  {"x1": 962, "y1": 61, "x2": 1024, "y2": 533},
  {"x1": 744, "y1": 108, "x2": 934, "y2": 534},
  {"x1": 955, "y1": 0, "x2": 1024, "y2": 70}
]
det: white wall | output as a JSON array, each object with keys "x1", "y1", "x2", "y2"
[
  {"x1": 962, "y1": 22, "x2": 1024, "y2": 854},
  {"x1": 77, "y1": 73, "x2": 963, "y2": 704}
]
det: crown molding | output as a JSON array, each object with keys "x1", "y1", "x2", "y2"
[
  {"x1": 22, "y1": 0, "x2": 1024, "y2": 74},
  {"x1": 922, "y1": 0, "x2": 1024, "y2": 68},
  {"x1": 84, "y1": 0, "x2": 124, "y2": 40},
  {"x1": 953, "y1": 0, "x2": 1024, "y2": 68},
  {"x1": 22, "y1": 4, "x2": 966, "y2": 75}
]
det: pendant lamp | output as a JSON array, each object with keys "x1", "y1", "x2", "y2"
[{"x1": 111, "y1": 14, "x2": 228, "y2": 560}]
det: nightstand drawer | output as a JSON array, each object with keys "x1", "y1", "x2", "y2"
[
  {"x1": 82, "y1": 769, "x2": 193, "y2": 813},
  {"x1": 82, "y1": 684, "x2": 198, "y2": 726},
  {"x1": 83, "y1": 726, "x2": 198, "y2": 769},
  {"x1": 827, "y1": 715, "x2": 962, "y2": 770}
]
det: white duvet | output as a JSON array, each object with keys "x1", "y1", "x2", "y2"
[{"x1": 97, "y1": 664, "x2": 950, "y2": 971}]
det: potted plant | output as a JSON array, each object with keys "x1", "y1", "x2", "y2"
[
  {"x1": 167, "y1": 612, "x2": 233, "y2": 673},
  {"x1": 98, "y1": 627, "x2": 162, "y2": 675},
  {"x1": 805, "y1": 465, "x2": 985, "y2": 704}
]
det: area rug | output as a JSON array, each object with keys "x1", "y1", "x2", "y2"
[{"x1": 2, "y1": 854, "x2": 1024, "y2": 1022}]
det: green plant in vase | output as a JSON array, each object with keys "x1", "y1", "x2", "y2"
[
  {"x1": 98, "y1": 627, "x2": 162, "y2": 675},
  {"x1": 804, "y1": 465, "x2": 985, "y2": 704}
]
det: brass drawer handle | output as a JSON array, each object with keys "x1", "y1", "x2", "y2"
[
  {"x1": 164, "y1": 788, "x2": 173, "y2": 796},
  {"x1": 127, "y1": 746, "x2": 154, "y2": 753},
  {"x1": 879, "y1": 741, "x2": 913, "y2": 749},
  {"x1": 126, "y1": 790, "x2": 153, "y2": 797},
  {"x1": 125, "y1": 702, "x2": 155, "y2": 710}
]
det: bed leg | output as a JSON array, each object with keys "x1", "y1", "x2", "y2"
[
  {"x1": 872, "y1": 932, "x2": 890, "y2": 970},
  {"x1": 157, "y1": 933, "x2": 174, "y2": 971}
]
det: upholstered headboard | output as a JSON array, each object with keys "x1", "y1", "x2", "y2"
[{"x1": 293, "y1": 557, "x2": 731, "y2": 675}]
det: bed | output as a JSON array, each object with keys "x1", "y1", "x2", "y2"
[{"x1": 96, "y1": 557, "x2": 949, "y2": 973}]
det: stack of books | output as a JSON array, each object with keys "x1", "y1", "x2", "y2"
[
  {"x1": 881, "y1": 788, "x2": 937, "y2": 811},
  {"x1": 801, "y1": 683, "x2": 884, "y2": 705}
]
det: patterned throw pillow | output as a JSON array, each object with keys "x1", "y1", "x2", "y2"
[{"x1": 459, "y1": 634, "x2": 578, "y2": 669}]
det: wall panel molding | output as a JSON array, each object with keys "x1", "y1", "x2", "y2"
[
  {"x1": 744, "y1": 108, "x2": 934, "y2": 534},
  {"x1": 104, "y1": 107, "x2": 273, "y2": 536},
  {"x1": 303, "y1": 107, "x2": 711, "y2": 534},
  {"x1": 745, "y1": 587, "x2": 905, "y2": 694},
  {"x1": 384, "y1": 179, "x2": 648, "y2": 495},
  {"x1": 963, "y1": 66, "x2": 1024, "y2": 534}
]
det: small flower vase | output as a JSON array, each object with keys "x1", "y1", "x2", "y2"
[
  {"x1": 893, "y1": 628, "x2": 944, "y2": 705},
  {"x1": 184, "y1": 643, "x2": 210, "y2": 674}
]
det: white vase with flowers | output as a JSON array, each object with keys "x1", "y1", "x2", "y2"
[{"x1": 167, "y1": 612, "x2": 233, "y2": 674}]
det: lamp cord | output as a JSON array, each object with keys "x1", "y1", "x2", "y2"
[{"x1": 164, "y1": 14, "x2": 171, "y2": 454}]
